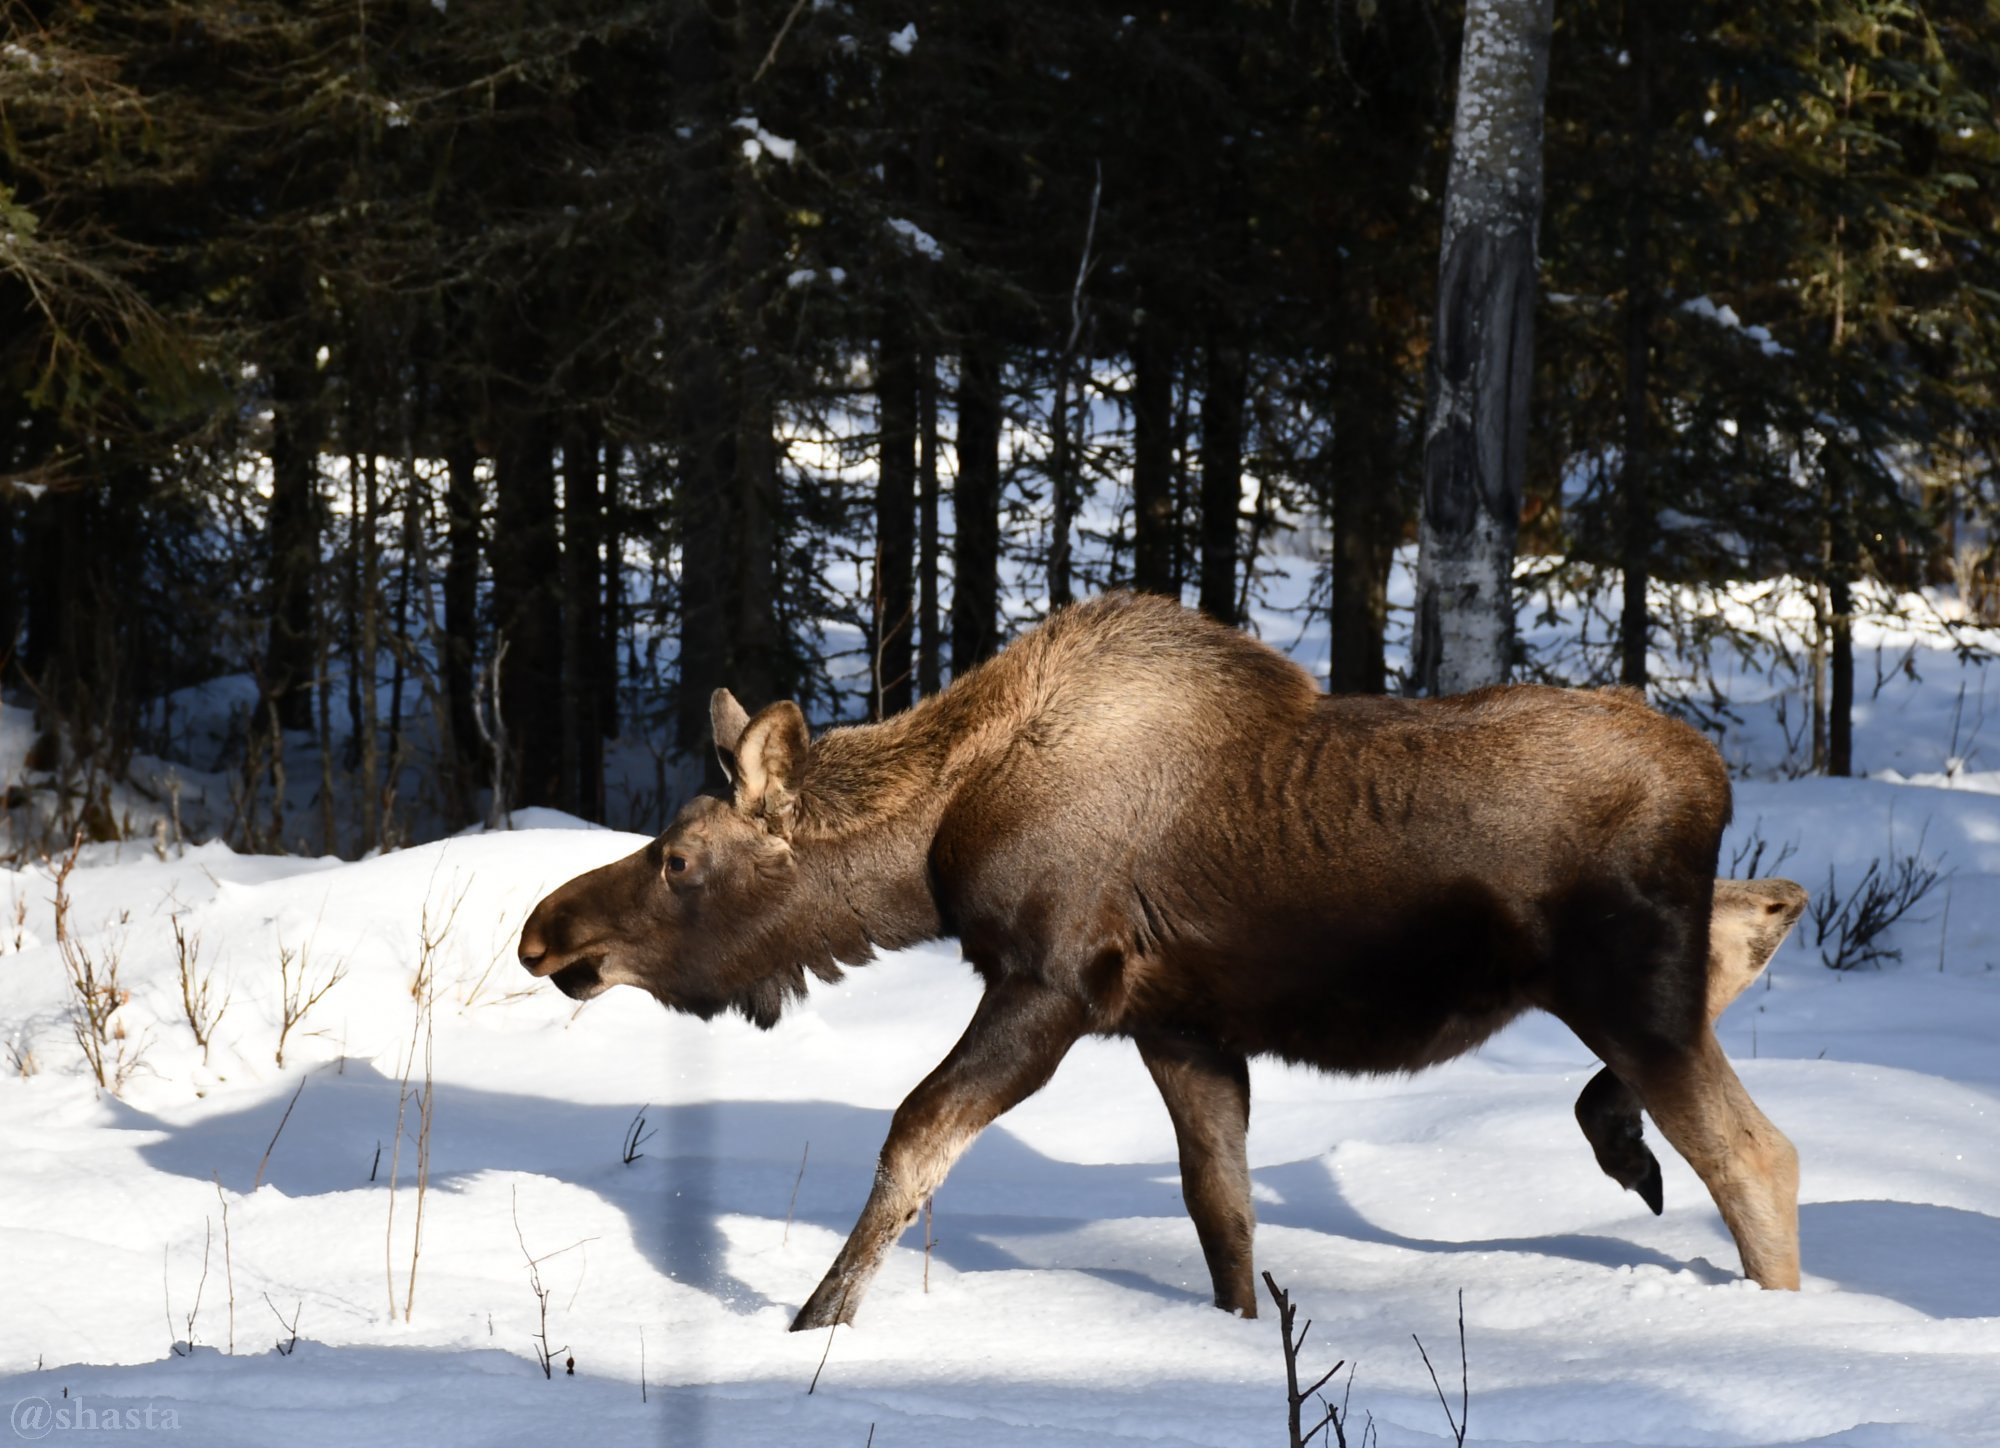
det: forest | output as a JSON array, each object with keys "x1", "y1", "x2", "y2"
[{"x1": 3, "y1": 0, "x2": 1998, "y2": 858}]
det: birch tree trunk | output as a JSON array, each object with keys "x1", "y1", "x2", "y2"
[{"x1": 1412, "y1": 0, "x2": 1555, "y2": 695}]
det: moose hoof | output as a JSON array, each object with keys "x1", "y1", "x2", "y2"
[{"x1": 1633, "y1": 1153, "x2": 1664, "y2": 1216}]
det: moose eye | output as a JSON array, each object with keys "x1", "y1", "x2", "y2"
[{"x1": 666, "y1": 854, "x2": 689, "y2": 876}]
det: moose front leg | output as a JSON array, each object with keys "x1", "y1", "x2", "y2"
[
  {"x1": 791, "y1": 978, "x2": 1087, "y2": 1331},
  {"x1": 1137, "y1": 1032, "x2": 1257, "y2": 1316}
]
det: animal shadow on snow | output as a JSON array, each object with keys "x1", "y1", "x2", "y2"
[
  {"x1": 126, "y1": 1069, "x2": 1999, "y2": 1322},
  {"x1": 1250, "y1": 1157, "x2": 1739, "y2": 1285},
  {"x1": 125, "y1": 1066, "x2": 1178, "y2": 1317},
  {"x1": 1800, "y1": 1200, "x2": 2000, "y2": 1318}
]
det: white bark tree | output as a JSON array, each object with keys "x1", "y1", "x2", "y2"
[{"x1": 1411, "y1": 0, "x2": 1556, "y2": 695}]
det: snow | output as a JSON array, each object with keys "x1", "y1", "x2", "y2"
[
  {"x1": 1681, "y1": 295, "x2": 1789, "y2": 358},
  {"x1": 5, "y1": 597, "x2": 2000, "y2": 1444},
  {"x1": 886, "y1": 217, "x2": 943, "y2": 260},
  {"x1": 733, "y1": 117, "x2": 799, "y2": 166}
]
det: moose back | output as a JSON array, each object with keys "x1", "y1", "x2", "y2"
[{"x1": 520, "y1": 592, "x2": 1805, "y2": 1329}]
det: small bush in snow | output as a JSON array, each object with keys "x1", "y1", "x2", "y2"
[
  {"x1": 1809, "y1": 850, "x2": 1947, "y2": 971},
  {"x1": 173, "y1": 915, "x2": 228, "y2": 1065},
  {"x1": 275, "y1": 934, "x2": 345, "y2": 1068},
  {"x1": 52, "y1": 834, "x2": 144, "y2": 1092}
]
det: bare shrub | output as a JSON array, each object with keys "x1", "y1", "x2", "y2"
[
  {"x1": 275, "y1": 933, "x2": 345, "y2": 1068},
  {"x1": 511, "y1": 1187, "x2": 592, "y2": 1379},
  {"x1": 1263, "y1": 1272, "x2": 1368, "y2": 1448},
  {"x1": 164, "y1": 1222, "x2": 211, "y2": 1357},
  {"x1": 52, "y1": 833, "x2": 143, "y2": 1092},
  {"x1": 1809, "y1": 848, "x2": 1947, "y2": 971},
  {"x1": 6, "y1": 1034, "x2": 37, "y2": 1078},
  {"x1": 384, "y1": 889, "x2": 453, "y2": 1322},
  {"x1": 173, "y1": 915, "x2": 228, "y2": 1064},
  {"x1": 1727, "y1": 820, "x2": 1799, "y2": 880}
]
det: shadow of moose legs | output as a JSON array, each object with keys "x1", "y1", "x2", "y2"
[
  {"x1": 790, "y1": 979, "x2": 1089, "y2": 1331},
  {"x1": 1137, "y1": 1032, "x2": 1257, "y2": 1317},
  {"x1": 1639, "y1": 1026, "x2": 1801, "y2": 1290}
]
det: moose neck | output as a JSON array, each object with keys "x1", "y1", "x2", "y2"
[{"x1": 783, "y1": 684, "x2": 1017, "y2": 956}]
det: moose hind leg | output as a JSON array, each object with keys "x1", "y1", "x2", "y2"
[
  {"x1": 791, "y1": 978, "x2": 1087, "y2": 1331},
  {"x1": 1574, "y1": 877, "x2": 1808, "y2": 1217},
  {"x1": 1637, "y1": 1028, "x2": 1800, "y2": 1289},
  {"x1": 1137, "y1": 1033, "x2": 1257, "y2": 1316},
  {"x1": 1575, "y1": 1068, "x2": 1663, "y2": 1215}
]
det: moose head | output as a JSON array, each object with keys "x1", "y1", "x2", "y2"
[{"x1": 517, "y1": 689, "x2": 825, "y2": 1025}]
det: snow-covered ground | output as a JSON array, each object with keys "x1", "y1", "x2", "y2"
[{"x1": 3, "y1": 578, "x2": 1999, "y2": 1446}]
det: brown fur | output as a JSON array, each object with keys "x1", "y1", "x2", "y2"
[
  {"x1": 1574, "y1": 877, "x2": 1807, "y2": 1219},
  {"x1": 519, "y1": 592, "x2": 1807, "y2": 1327}
]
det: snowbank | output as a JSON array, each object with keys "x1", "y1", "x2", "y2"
[{"x1": 2, "y1": 767, "x2": 1997, "y2": 1445}]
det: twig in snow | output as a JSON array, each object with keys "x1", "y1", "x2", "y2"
[
  {"x1": 213, "y1": 1173, "x2": 234, "y2": 1354},
  {"x1": 253, "y1": 1076, "x2": 306, "y2": 1190},
  {"x1": 510, "y1": 1187, "x2": 594, "y2": 1379},
  {"x1": 262, "y1": 1293, "x2": 301, "y2": 1356},
  {"x1": 1263, "y1": 1271, "x2": 1351, "y2": 1446},
  {"x1": 807, "y1": 1319, "x2": 840, "y2": 1396},
  {"x1": 783, "y1": 1140, "x2": 810, "y2": 1245},
  {"x1": 622, "y1": 1105, "x2": 656, "y2": 1165},
  {"x1": 1412, "y1": 1290, "x2": 1468, "y2": 1448},
  {"x1": 166, "y1": 1221, "x2": 212, "y2": 1357}
]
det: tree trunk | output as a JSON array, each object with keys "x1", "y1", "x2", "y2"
[
  {"x1": 601, "y1": 441, "x2": 623, "y2": 740},
  {"x1": 562, "y1": 424, "x2": 604, "y2": 819},
  {"x1": 1829, "y1": 570, "x2": 1854, "y2": 777},
  {"x1": 1049, "y1": 347, "x2": 1077, "y2": 611},
  {"x1": 490, "y1": 381, "x2": 563, "y2": 810},
  {"x1": 917, "y1": 346, "x2": 942, "y2": 696},
  {"x1": 1131, "y1": 314, "x2": 1177, "y2": 595},
  {"x1": 676, "y1": 353, "x2": 736, "y2": 753},
  {"x1": 671, "y1": 0, "x2": 736, "y2": 759},
  {"x1": 1617, "y1": 0, "x2": 1656, "y2": 690},
  {"x1": 263, "y1": 294, "x2": 320, "y2": 734},
  {"x1": 1829, "y1": 467, "x2": 1856, "y2": 777},
  {"x1": 443, "y1": 432, "x2": 482, "y2": 823},
  {"x1": 1199, "y1": 335, "x2": 1245, "y2": 626},
  {"x1": 731, "y1": 351, "x2": 781, "y2": 713},
  {"x1": 1411, "y1": 0, "x2": 1555, "y2": 695},
  {"x1": 952, "y1": 341, "x2": 1003, "y2": 674},
  {"x1": 1329, "y1": 265, "x2": 1401, "y2": 695},
  {"x1": 726, "y1": 0, "x2": 783, "y2": 714},
  {"x1": 874, "y1": 315, "x2": 918, "y2": 718},
  {"x1": 23, "y1": 487, "x2": 90, "y2": 760},
  {"x1": 0, "y1": 490, "x2": 15, "y2": 675},
  {"x1": 1329, "y1": 372, "x2": 1397, "y2": 694},
  {"x1": 357, "y1": 447, "x2": 381, "y2": 851}
]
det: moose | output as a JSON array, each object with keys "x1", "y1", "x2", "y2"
[{"x1": 520, "y1": 592, "x2": 1807, "y2": 1329}]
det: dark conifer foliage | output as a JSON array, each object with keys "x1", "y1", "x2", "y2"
[{"x1": 1, "y1": 0, "x2": 1996, "y2": 853}]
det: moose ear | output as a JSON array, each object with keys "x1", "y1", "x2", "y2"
[
  {"x1": 711, "y1": 688, "x2": 752, "y2": 783},
  {"x1": 733, "y1": 700, "x2": 811, "y2": 834}
]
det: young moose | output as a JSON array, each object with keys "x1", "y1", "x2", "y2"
[{"x1": 519, "y1": 593, "x2": 1807, "y2": 1329}]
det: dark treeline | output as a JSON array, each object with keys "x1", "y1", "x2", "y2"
[{"x1": 2, "y1": 0, "x2": 1997, "y2": 853}]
